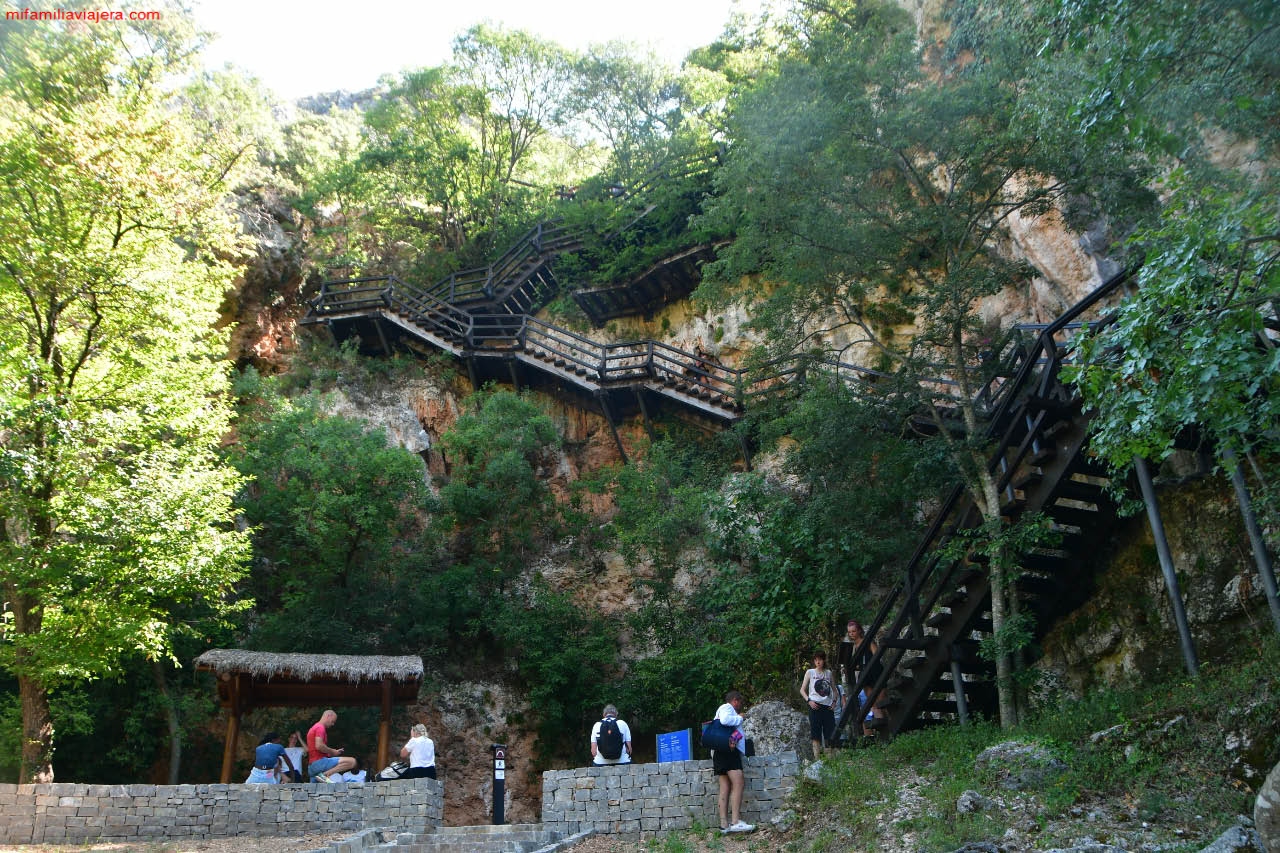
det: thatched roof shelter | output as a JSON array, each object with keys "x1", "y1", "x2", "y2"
[{"x1": 195, "y1": 649, "x2": 424, "y2": 783}]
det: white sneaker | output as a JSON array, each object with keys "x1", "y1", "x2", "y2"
[
  {"x1": 313, "y1": 773, "x2": 333, "y2": 783},
  {"x1": 727, "y1": 821, "x2": 755, "y2": 833}
]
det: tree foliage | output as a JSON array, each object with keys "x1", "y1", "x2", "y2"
[
  {"x1": 0, "y1": 6, "x2": 251, "y2": 781},
  {"x1": 1050, "y1": 0, "x2": 1280, "y2": 506},
  {"x1": 229, "y1": 374, "x2": 438, "y2": 653}
]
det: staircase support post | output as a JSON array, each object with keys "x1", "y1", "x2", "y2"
[
  {"x1": 634, "y1": 389, "x2": 655, "y2": 442},
  {"x1": 1133, "y1": 456, "x2": 1200, "y2": 676},
  {"x1": 1223, "y1": 448, "x2": 1280, "y2": 634},
  {"x1": 598, "y1": 393, "x2": 628, "y2": 464},
  {"x1": 949, "y1": 652, "x2": 970, "y2": 726},
  {"x1": 370, "y1": 317, "x2": 391, "y2": 356},
  {"x1": 507, "y1": 357, "x2": 520, "y2": 392},
  {"x1": 738, "y1": 432, "x2": 753, "y2": 473}
]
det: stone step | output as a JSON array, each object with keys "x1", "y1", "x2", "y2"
[{"x1": 378, "y1": 823, "x2": 566, "y2": 853}]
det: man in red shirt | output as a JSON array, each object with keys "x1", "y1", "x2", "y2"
[{"x1": 306, "y1": 709, "x2": 357, "y2": 782}]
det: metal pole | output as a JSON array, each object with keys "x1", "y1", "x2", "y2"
[
  {"x1": 950, "y1": 653, "x2": 970, "y2": 726},
  {"x1": 1133, "y1": 456, "x2": 1200, "y2": 676},
  {"x1": 1223, "y1": 447, "x2": 1280, "y2": 633}
]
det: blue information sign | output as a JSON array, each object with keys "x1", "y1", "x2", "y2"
[{"x1": 656, "y1": 728, "x2": 692, "y2": 763}]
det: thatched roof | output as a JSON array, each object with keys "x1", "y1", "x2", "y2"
[{"x1": 194, "y1": 649, "x2": 423, "y2": 684}]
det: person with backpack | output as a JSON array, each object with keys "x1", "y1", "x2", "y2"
[
  {"x1": 590, "y1": 704, "x2": 632, "y2": 765},
  {"x1": 800, "y1": 649, "x2": 842, "y2": 759}
]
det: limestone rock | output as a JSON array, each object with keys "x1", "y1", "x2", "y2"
[
  {"x1": 1257, "y1": 762, "x2": 1280, "y2": 853},
  {"x1": 1198, "y1": 822, "x2": 1266, "y2": 853},
  {"x1": 740, "y1": 700, "x2": 809, "y2": 759},
  {"x1": 974, "y1": 740, "x2": 1067, "y2": 791},
  {"x1": 957, "y1": 790, "x2": 995, "y2": 814},
  {"x1": 944, "y1": 843, "x2": 999, "y2": 853},
  {"x1": 771, "y1": 808, "x2": 797, "y2": 833}
]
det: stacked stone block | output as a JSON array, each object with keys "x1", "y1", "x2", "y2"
[
  {"x1": 540, "y1": 752, "x2": 799, "y2": 839},
  {"x1": 0, "y1": 777, "x2": 443, "y2": 845}
]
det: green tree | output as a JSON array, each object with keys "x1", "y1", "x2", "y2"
[
  {"x1": 230, "y1": 378, "x2": 438, "y2": 652},
  {"x1": 437, "y1": 389, "x2": 560, "y2": 592},
  {"x1": 353, "y1": 26, "x2": 574, "y2": 273},
  {"x1": 1048, "y1": 0, "x2": 1279, "y2": 516},
  {"x1": 0, "y1": 8, "x2": 250, "y2": 781}
]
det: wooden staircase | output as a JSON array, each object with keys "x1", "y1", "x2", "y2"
[
  {"x1": 572, "y1": 242, "x2": 725, "y2": 326},
  {"x1": 838, "y1": 268, "x2": 1134, "y2": 741}
]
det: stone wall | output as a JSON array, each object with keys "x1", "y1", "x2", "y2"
[
  {"x1": 0, "y1": 777, "x2": 442, "y2": 846},
  {"x1": 540, "y1": 753, "x2": 800, "y2": 838}
]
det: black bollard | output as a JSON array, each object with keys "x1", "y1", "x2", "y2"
[{"x1": 491, "y1": 744, "x2": 506, "y2": 825}]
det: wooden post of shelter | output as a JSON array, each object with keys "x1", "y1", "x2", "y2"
[
  {"x1": 219, "y1": 674, "x2": 241, "y2": 784},
  {"x1": 377, "y1": 678, "x2": 393, "y2": 773}
]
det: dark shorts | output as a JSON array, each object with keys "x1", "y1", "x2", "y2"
[
  {"x1": 402, "y1": 766, "x2": 437, "y2": 780},
  {"x1": 712, "y1": 748, "x2": 742, "y2": 775},
  {"x1": 809, "y1": 705, "x2": 836, "y2": 743}
]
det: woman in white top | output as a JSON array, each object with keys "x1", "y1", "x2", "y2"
[
  {"x1": 800, "y1": 650, "x2": 841, "y2": 759},
  {"x1": 400, "y1": 723, "x2": 437, "y2": 780}
]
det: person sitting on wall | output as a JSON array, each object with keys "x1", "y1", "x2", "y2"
[
  {"x1": 281, "y1": 731, "x2": 305, "y2": 782},
  {"x1": 246, "y1": 732, "x2": 297, "y2": 784},
  {"x1": 400, "y1": 723, "x2": 437, "y2": 779},
  {"x1": 307, "y1": 709, "x2": 357, "y2": 783}
]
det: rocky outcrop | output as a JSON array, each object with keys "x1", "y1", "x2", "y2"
[
  {"x1": 402, "y1": 681, "x2": 539, "y2": 826},
  {"x1": 1038, "y1": 476, "x2": 1264, "y2": 696},
  {"x1": 1257, "y1": 761, "x2": 1280, "y2": 853},
  {"x1": 974, "y1": 740, "x2": 1067, "y2": 792},
  {"x1": 222, "y1": 189, "x2": 307, "y2": 372},
  {"x1": 740, "y1": 701, "x2": 808, "y2": 759}
]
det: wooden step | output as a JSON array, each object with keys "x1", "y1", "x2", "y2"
[
  {"x1": 1028, "y1": 447, "x2": 1056, "y2": 466},
  {"x1": 1047, "y1": 504, "x2": 1104, "y2": 528},
  {"x1": 925, "y1": 610, "x2": 954, "y2": 629},
  {"x1": 1054, "y1": 478, "x2": 1110, "y2": 502},
  {"x1": 1010, "y1": 469, "x2": 1042, "y2": 490}
]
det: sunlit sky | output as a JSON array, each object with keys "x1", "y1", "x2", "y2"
[{"x1": 193, "y1": 0, "x2": 767, "y2": 101}]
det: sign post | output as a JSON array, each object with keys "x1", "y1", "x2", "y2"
[
  {"x1": 491, "y1": 744, "x2": 506, "y2": 825},
  {"x1": 656, "y1": 728, "x2": 692, "y2": 763}
]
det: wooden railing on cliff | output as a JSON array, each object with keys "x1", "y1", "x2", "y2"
[{"x1": 304, "y1": 269, "x2": 1030, "y2": 427}]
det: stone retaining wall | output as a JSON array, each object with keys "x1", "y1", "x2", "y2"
[
  {"x1": 540, "y1": 752, "x2": 799, "y2": 838},
  {"x1": 0, "y1": 777, "x2": 443, "y2": 846}
]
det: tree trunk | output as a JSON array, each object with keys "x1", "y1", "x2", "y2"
[
  {"x1": 988, "y1": 557, "x2": 1019, "y2": 729},
  {"x1": 18, "y1": 672, "x2": 54, "y2": 783},
  {"x1": 976, "y1": 467, "x2": 1019, "y2": 729},
  {"x1": 152, "y1": 660, "x2": 182, "y2": 784}
]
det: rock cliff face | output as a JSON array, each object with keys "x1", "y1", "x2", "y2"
[
  {"x1": 222, "y1": 190, "x2": 307, "y2": 373},
  {"x1": 1038, "y1": 474, "x2": 1266, "y2": 695}
]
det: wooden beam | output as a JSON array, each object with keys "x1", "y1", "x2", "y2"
[
  {"x1": 219, "y1": 674, "x2": 242, "y2": 784},
  {"x1": 634, "y1": 388, "x2": 655, "y2": 441},
  {"x1": 373, "y1": 317, "x2": 392, "y2": 356},
  {"x1": 377, "y1": 679, "x2": 393, "y2": 773},
  {"x1": 597, "y1": 393, "x2": 628, "y2": 464}
]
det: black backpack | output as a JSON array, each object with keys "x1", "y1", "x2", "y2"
[{"x1": 597, "y1": 718, "x2": 624, "y2": 760}]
